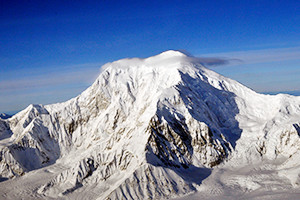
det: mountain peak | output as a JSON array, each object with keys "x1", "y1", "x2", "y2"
[
  {"x1": 101, "y1": 50, "x2": 196, "y2": 73},
  {"x1": 155, "y1": 50, "x2": 188, "y2": 58},
  {"x1": 1, "y1": 51, "x2": 300, "y2": 200}
]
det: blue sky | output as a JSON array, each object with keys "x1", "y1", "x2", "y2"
[{"x1": 0, "y1": 0, "x2": 299, "y2": 114}]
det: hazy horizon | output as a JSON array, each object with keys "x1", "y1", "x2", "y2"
[{"x1": 1, "y1": 0, "x2": 299, "y2": 114}]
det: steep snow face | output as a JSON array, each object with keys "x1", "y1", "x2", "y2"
[{"x1": 0, "y1": 50, "x2": 300, "y2": 199}]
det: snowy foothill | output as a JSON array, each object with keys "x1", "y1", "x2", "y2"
[{"x1": 0, "y1": 50, "x2": 300, "y2": 199}]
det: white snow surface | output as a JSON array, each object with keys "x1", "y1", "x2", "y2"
[{"x1": 0, "y1": 50, "x2": 300, "y2": 199}]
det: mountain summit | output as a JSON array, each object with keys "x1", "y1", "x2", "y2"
[{"x1": 1, "y1": 51, "x2": 300, "y2": 199}]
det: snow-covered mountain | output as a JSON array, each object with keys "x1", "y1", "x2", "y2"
[
  {"x1": 0, "y1": 113, "x2": 11, "y2": 120},
  {"x1": 0, "y1": 50, "x2": 300, "y2": 199}
]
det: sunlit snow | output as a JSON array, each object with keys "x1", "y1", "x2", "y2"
[{"x1": 0, "y1": 51, "x2": 300, "y2": 199}]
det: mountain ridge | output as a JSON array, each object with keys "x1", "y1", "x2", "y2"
[
  {"x1": 0, "y1": 113, "x2": 11, "y2": 120},
  {"x1": 0, "y1": 50, "x2": 300, "y2": 199}
]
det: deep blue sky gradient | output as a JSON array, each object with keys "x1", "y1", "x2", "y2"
[{"x1": 0, "y1": 0, "x2": 299, "y2": 114}]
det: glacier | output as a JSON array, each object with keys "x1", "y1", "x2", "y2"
[{"x1": 0, "y1": 50, "x2": 300, "y2": 199}]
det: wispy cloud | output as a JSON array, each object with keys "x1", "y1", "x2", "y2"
[
  {"x1": 0, "y1": 62, "x2": 103, "y2": 113},
  {"x1": 197, "y1": 46, "x2": 300, "y2": 94},
  {"x1": 176, "y1": 49, "x2": 235, "y2": 67},
  {"x1": 0, "y1": 63, "x2": 102, "y2": 93},
  {"x1": 190, "y1": 57, "x2": 236, "y2": 66},
  {"x1": 199, "y1": 46, "x2": 300, "y2": 66}
]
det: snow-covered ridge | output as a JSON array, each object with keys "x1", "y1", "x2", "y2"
[
  {"x1": 0, "y1": 50, "x2": 300, "y2": 199},
  {"x1": 0, "y1": 113, "x2": 11, "y2": 120}
]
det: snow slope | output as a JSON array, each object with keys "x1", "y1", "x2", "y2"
[{"x1": 0, "y1": 50, "x2": 300, "y2": 199}]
